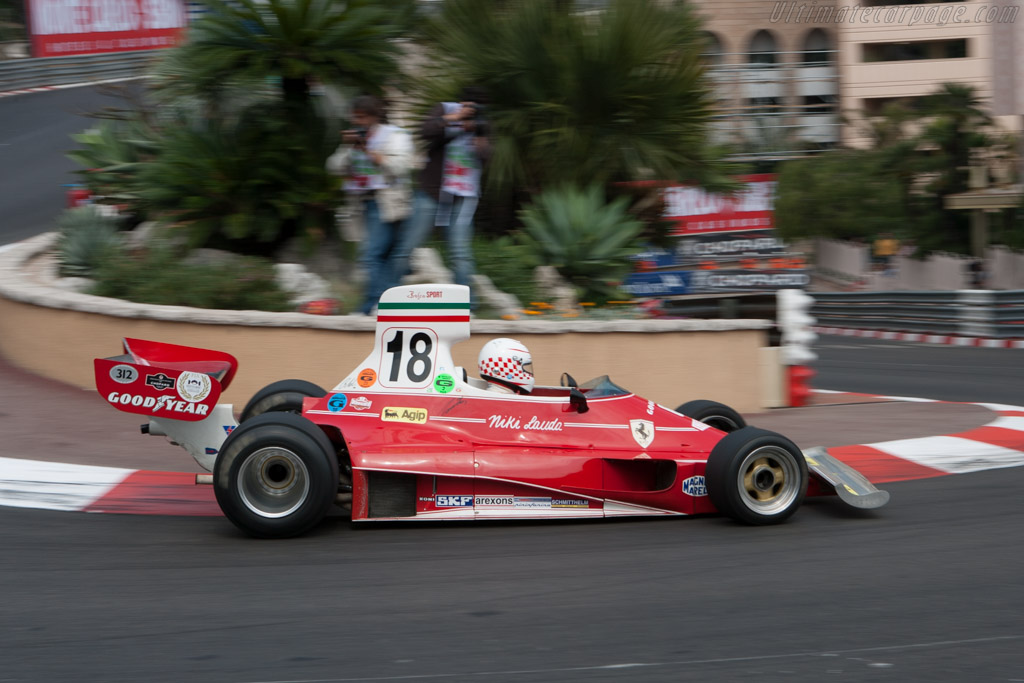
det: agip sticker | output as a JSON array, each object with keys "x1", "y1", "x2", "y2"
[{"x1": 381, "y1": 407, "x2": 428, "y2": 424}]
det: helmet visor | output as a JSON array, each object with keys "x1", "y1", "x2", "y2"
[{"x1": 521, "y1": 361, "x2": 534, "y2": 376}]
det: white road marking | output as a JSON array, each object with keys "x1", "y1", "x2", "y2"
[
  {"x1": 984, "y1": 416, "x2": 1024, "y2": 432},
  {"x1": 0, "y1": 456, "x2": 132, "y2": 511},
  {"x1": 867, "y1": 435, "x2": 1024, "y2": 474}
]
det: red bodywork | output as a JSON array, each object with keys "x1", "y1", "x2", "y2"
[
  {"x1": 94, "y1": 338, "x2": 237, "y2": 422},
  {"x1": 301, "y1": 386, "x2": 725, "y2": 521}
]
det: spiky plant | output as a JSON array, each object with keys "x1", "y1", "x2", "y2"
[
  {"x1": 516, "y1": 184, "x2": 642, "y2": 303},
  {"x1": 56, "y1": 207, "x2": 124, "y2": 277}
]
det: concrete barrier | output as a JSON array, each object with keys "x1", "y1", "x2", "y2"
[{"x1": 0, "y1": 235, "x2": 775, "y2": 412}]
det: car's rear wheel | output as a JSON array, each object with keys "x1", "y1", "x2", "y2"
[
  {"x1": 704, "y1": 427, "x2": 807, "y2": 525},
  {"x1": 239, "y1": 379, "x2": 327, "y2": 423},
  {"x1": 214, "y1": 412, "x2": 339, "y2": 538},
  {"x1": 675, "y1": 399, "x2": 747, "y2": 433}
]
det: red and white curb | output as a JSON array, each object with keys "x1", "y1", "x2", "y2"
[
  {"x1": 815, "y1": 326, "x2": 1024, "y2": 349},
  {"x1": 814, "y1": 391, "x2": 1024, "y2": 483},
  {"x1": 3, "y1": 393, "x2": 1024, "y2": 516},
  {"x1": 0, "y1": 76, "x2": 142, "y2": 100},
  {"x1": 0, "y1": 457, "x2": 219, "y2": 516}
]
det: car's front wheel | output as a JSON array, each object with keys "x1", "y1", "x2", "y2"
[
  {"x1": 214, "y1": 412, "x2": 339, "y2": 538},
  {"x1": 239, "y1": 379, "x2": 327, "y2": 423},
  {"x1": 675, "y1": 399, "x2": 747, "y2": 433},
  {"x1": 704, "y1": 427, "x2": 807, "y2": 525}
]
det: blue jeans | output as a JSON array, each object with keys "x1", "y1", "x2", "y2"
[
  {"x1": 358, "y1": 197, "x2": 402, "y2": 314},
  {"x1": 391, "y1": 190, "x2": 477, "y2": 294}
]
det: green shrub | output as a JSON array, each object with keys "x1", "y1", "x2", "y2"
[
  {"x1": 91, "y1": 248, "x2": 292, "y2": 311},
  {"x1": 516, "y1": 184, "x2": 642, "y2": 303},
  {"x1": 56, "y1": 207, "x2": 124, "y2": 277},
  {"x1": 136, "y1": 104, "x2": 338, "y2": 255},
  {"x1": 472, "y1": 234, "x2": 545, "y2": 307},
  {"x1": 68, "y1": 119, "x2": 159, "y2": 214}
]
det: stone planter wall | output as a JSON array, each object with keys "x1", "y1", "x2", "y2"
[{"x1": 0, "y1": 235, "x2": 776, "y2": 412}]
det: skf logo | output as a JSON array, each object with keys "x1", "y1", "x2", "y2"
[
  {"x1": 681, "y1": 475, "x2": 708, "y2": 497},
  {"x1": 435, "y1": 495, "x2": 472, "y2": 507},
  {"x1": 381, "y1": 407, "x2": 428, "y2": 424}
]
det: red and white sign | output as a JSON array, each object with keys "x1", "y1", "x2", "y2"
[
  {"x1": 662, "y1": 173, "x2": 777, "y2": 236},
  {"x1": 26, "y1": 0, "x2": 186, "y2": 58}
]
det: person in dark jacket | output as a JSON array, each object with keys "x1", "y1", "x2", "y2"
[{"x1": 389, "y1": 86, "x2": 491, "y2": 301}]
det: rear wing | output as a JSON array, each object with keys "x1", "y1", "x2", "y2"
[{"x1": 94, "y1": 338, "x2": 239, "y2": 422}]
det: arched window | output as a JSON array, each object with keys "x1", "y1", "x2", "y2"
[
  {"x1": 802, "y1": 28, "x2": 833, "y2": 64},
  {"x1": 700, "y1": 31, "x2": 725, "y2": 67},
  {"x1": 747, "y1": 30, "x2": 777, "y2": 66}
]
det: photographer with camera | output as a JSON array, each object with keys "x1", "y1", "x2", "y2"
[
  {"x1": 389, "y1": 86, "x2": 491, "y2": 303},
  {"x1": 327, "y1": 95, "x2": 414, "y2": 315}
]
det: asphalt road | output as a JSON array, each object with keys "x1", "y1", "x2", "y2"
[
  {"x1": 1, "y1": 468, "x2": 1022, "y2": 683},
  {"x1": 2, "y1": 338, "x2": 1024, "y2": 682},
  {"x1": 814, "y1": 336, "x2": 1024, "y2": 404},
  {"x1": 0, "y1": 85, "x2": 133, "y2": 244}
]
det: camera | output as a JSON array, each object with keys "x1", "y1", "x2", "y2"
[{"x1": 467, "y1": 103, "x2": 488, "y2": 137}]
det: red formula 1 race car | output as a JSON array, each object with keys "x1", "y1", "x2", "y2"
[{"x1": 94, "y1": 284, "x2": 888, "y2": 538}]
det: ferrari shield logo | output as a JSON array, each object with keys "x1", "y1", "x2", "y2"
[{"x1": 630, "y1": 419, "x2": 655, "y2": 449}]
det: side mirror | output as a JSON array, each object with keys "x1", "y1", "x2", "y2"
[
  {"x1": 569, "y1": 387, "x2": 589, "y2": 414},
  {"x1": 560, "y1": 372, "x2": 578, "y2": 388}
]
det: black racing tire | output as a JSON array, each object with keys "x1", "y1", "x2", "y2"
[
  {"x1": 675, "y1": 399, "x2": 747, "y2": 433},
  {"x1": 214, "y1": 412, "x2": 339, "y2": 538},
  {"x1": 704, "y1": 426, "x2": 807, "y2": 525},
  {"x1": 239, "y1": 379, "x2": 327, "y2": 423}
]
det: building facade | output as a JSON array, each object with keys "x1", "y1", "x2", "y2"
[
  {"x1": 691, "y1": 0, "x2": 1022, "y2": 157},
  {"x1": 836, "y1": 0, "x2": 1022, "y2": 147},
  {"x1": 689, "y1": 0, "x2": 841, "y2": 161}
]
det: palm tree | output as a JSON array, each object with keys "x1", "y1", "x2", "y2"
[
  {"x1": 417, "y1": 0, "x2": 729, "y2": 194},
  {"x1": 168, "y1": 0, "x2": 403, "y2": 109},
  {"x1": 917, "y1": 83, "x2": 993, "y2": 252}
]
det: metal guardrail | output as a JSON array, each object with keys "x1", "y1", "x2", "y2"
[
  {"x1": 661, "y1": 292, "x2": 782, "y2": 344},
  {"x1": 813, "y1": 290, "x2": 1024, "y2": 338},
  {"x1": 0, "y1": 50, "x2": 160, "y2": 92}
]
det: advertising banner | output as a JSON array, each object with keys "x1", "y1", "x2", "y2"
[
  {"x1": 674, "y1": 229, "x2": 787, "y2": 265},
  {"x1": 622, "y1": 267, "x2": 810, "y2": 297},
  {"x1": 621, "y1": 174, "x2": 811, "y2": 297},
  {"x1": 27, "y1": 0, "x2": 187, "y2": 58},
  {"x1": 661, "y1": 173, "x2": 777, "y2": 236}
]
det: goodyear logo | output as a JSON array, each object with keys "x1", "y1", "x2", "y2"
[
  {"x1": 381, "y1": 407, "x2": 428, "y2": 424},
  {"x1": 435, "y1": 495, "x2": 472, "y2": 507},
  {"x1": 681, "y1": 475, "x2": 708, "y2": 497}
]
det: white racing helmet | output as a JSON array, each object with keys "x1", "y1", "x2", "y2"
[{"x1": 478, "y1": 338, "x2": 534, "y2": 394}]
